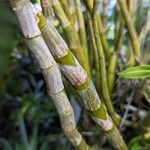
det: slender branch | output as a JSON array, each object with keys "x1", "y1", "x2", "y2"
[
  {"x1": 138, "y1": 10, "x2": 150, "y2": 46},
  {"x1": 74, "y1": 0, "x2": 88, "y2": 54},
  {"x1": 59, "y1": 0, "x2": 73, "y2": 24},
  {"x1": 74, "y1": 0, "x2": 90, "y2": 81},
  {"x1": 102, "y1": 0, "x2": 108, "y2": 27},
  {"x1": 97, "y1": 16, "x2": 110, "y2": 61},
  {"x1": 40, "y1": 0, "x2": 53, "y2": 18},
  {"x1": 114, "y1": 6, "x2": 124, "y2": 54},
  {"x1": 84, "y1": 0, "x2": 110, "y2": 61},
  {"x1": 51, "y1": 0, "x2": 91, "y2": 78},
  {"x1": 107, "y1": 5, "x2": 125, "y2": 94},
  {"x1": 40, "y1": 0, "x2": 59, "y2": 26},
  {"x1": 118, "y1": 0, "x2": 140, "y2": 59},
  {"x1": 107, "y1": 52, "x2": 117, "y2": 94},
  {"x1": 127, "y1": 43, "x2": 136, "y2": 66},
  {"x1": 126, "y1": 0, "x2": 139, "y2": 66},
  {"x1": 67, "y1": 0, "x2": 77, "y2": 27},
  {"x1": 87, "y1": 11, "x2": 101, "y2": 93},
  {"x1": 127, "y1": 0, "x2": 137, "y2": 18},
  {"x1": 84, "y1": 0, "x2": 93, "y2": 13},
  {"x1": 92, "y1": 0, "x2": 120, "y2": 126}
]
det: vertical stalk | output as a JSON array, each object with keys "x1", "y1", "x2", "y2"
[
  {"x1": 102, "y1": 0, "x2": 108, "y2": 26},
  {"x1": 92, "y1": 1, "x2": 120, "y2": 126},
  {"x1": 97, "y1": 16, "x2": 110, "y2": 61},
  {"x1": 74, "y1": 0, "x2": 90, "y2": 81},
  {"x1": 126, "y1": 0, "x2": 138, "y2": 66},
  {"x1": 74, "y1": 0, "x2": 88, "y2": 52},
  {"x1": 127, "y1": 43, "x2": 136, "y2": 66},
  {"x1": 118, "y1": 0, "x2": 140, "y2": 59},
  {"x1": 40, "y1": 0, "x2": 53, "y2": 18},
  {"x1": 40, "y1": 0, "x2": 59, "y2": 26},
  {"x1": 138, "y1": 10, "x2": 150, "y2": 46},
  {"x1": 51, "y1": 0, "x2": 91, "y2": 78},
  {"x1": 38, "y1": 14, "x2": 127, "y2": 149},
  {"x1": 87, "y1": 11, "x2": 101, "y2": 93},
  {"x1": 107, "y1": 7, "x2": 124, "y2": 94},
  {"x1": 107, "y1": 52, "x2": 117, "y2": 94},
  {"x1": 59, "y1": 0, "x2": 73, "y2": 24},
  {"x1": 84, "y1": 0, "x2": 93, "y2": 13},
  {"x1": 84, "y1": 0, "x2": 110, "y2": 61},
  {"x1": 114, "y1": 5, "x2": 124, "y2": 54},
  {"x1": 11, "y1": 1, "x2": 93, "y2": 149},
  {"x1": 67, "y1": 0, "x2": 77, "y2": 26}
]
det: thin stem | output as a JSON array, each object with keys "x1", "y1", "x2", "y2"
[
  {"x1": 84, "y1": 0, "x2": 93, "y2": 13},
  {"x1": 84, "y1": 0, "x2": 110, "y2": 61},
  {"x1": 51, "y1": 0, "x2": 91, "y2": 78},
  {"x1": 40, "y1": 0, "x2": 53, "y2": 18},
  {"x1": 97, "y1": 16, "x2": 110, "y2": 61},
  {"x1": 107, "y1": 52, "x2": 117, "y2": 94},
  {"x1": 92, "y1": 1, "x2": 120, "y2": 126},
  {"x1": 118, "y1": 0, "x2": 140, "y2": 59},
  {"x1": 107, "y1": 6, "x2": 125, "y2": 94},
  {"x1": 74, "y1": 0, "x2": 88, "y2": 54},
  {"x1": 40, "y1": 0, "x2": 59, "y2": 26},
  {"x1": 138, "y1": 10, "x2": 150, "y2": 46},
  {"x1": 74, "y1": 0, "x2": 90, "y2": 76},
  {"x1": 102, "y1": 0, "x2": 108, "y2": 27},
  {"x1": 87, "y1": 11, "x2": 101, "y2": 93},
  {"x1": 59, "y1": 0, "x2": 74, "y2": 24},
  {"x1": 67, "y1": 0, "x2": 77, "y2": 26}
]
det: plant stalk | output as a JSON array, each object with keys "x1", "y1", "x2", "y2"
[
  {"x1": 11, "y1": 1, "x2": 93, "y2": 149},
  {"x1": 37, "y1": 14, "x2": 127, "y2": 149}
]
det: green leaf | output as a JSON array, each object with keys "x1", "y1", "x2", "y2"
[{"x1": 118, "y1": 65, "x2": 150, "y2": 79}]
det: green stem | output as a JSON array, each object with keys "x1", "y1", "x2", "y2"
[
  {"x1": 84, "y1": 0, "x2": 110, "y2": 61},
  {"x1": 118, "y1": 0, "x2": 140, "y2": 59},
  {"x1": 107, "y1": 52, "x2": 117, "y2": 94},
  {"x1": 84, "y1": 0, "x2": 93, "y2": 13},
  {"x1": 97, "y1": 16, "x2": 110, "y2": 61},
  {"x1": 59, "y1": 0, "x2": 74, "y2": 24},
  {"x1": 74, "y1": 0, "x2": 90, "y2": 75},
  {"x1": 52, "y1": 0, "x2": 91, "y2": 78},
  {"x1": 92, "y1": 1, "x2": 120, "y2": 127},
  {"x1": 107, "y1": 8, "x2": 124, "y2": 94},
  {"x1": 87, "y1": 11, "x2": 101, "y2": 93}
]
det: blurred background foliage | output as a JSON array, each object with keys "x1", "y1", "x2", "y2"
[{"x1": 0, "y1": 0, "x2": 150, "y2": 150}]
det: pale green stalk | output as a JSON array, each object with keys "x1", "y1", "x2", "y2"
[
  {"x1": 59, "y1": 0, "x2": 74, "y2": 24},
  {"x1": 74, "y1": 0, "x2": 88, "y2": 52},
  {"x1": 51, "y1": 0, "x2": 91, "y2": 78},
  {"x1": 97, "y1": 16, "x2": 110, "y2": 61},
  {"x1": 92, "y1": 1, "x2": 120, "y2": 126},
  {"x1": 87, "y1": 11, "x2": 101, "y2": 93},
  {"x1": 84, "y1": 0, "x2": 110, "y2": 61},
  {"x1": 118, "y1": 0, "x2": 140, "y2": 59},
  {"x1": 107, "y1": 6, "x2": 124, "y2": 94}
]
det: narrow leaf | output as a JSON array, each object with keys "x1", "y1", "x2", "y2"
[{"x1": 118, "y1": 65, "x2": 150, "y2": 79}]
